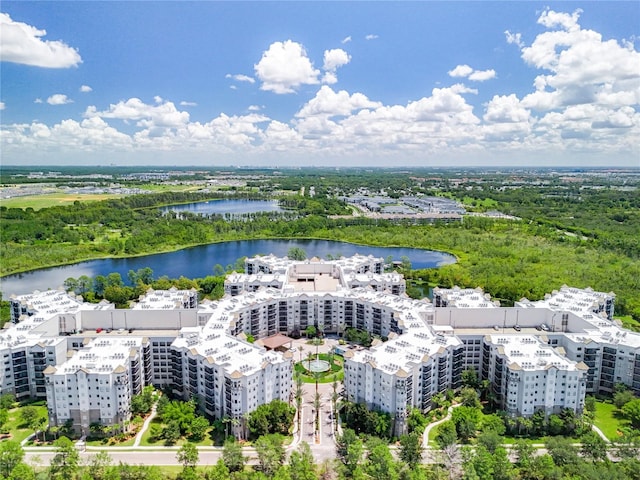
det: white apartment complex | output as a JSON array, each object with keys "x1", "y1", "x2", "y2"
[{"x1": 4, "y1": 255, "x2": 633, "y2": 436}]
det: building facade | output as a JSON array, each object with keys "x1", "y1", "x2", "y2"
[{"x1": 3, "y1": 257, "x2": 631, "y2": 437}]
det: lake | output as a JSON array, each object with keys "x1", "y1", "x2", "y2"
[
  {"x1": 0, "y1": 239, "x2": 456, "y2": 295},
  {"x1": 159, "y1": 199, "x2": 283, "y2": 216}
]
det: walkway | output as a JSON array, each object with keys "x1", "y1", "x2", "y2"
[{"x1": 133, "y1": 404, "x2": 157, "y2": 447}]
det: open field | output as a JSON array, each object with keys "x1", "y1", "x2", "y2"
[
  {"x1": 594, "y1": 400, "x2": 628, "y2": 441},
  {"x1": 1, "y1": 193, "x2": 120, "y2": 210}
]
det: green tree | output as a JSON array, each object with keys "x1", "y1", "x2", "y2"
[
  {"x1": 0, "y1": 440, "x2": 24, "y2": 478},
  {"x1": 49, "y1": 436, "x2": 80, "y2": 480},
  {"x1": 614, "y1": 389, "x2": 635, "y2": 409},
  {"x1": 222, "y1": 438, "x2": 245, "y2": 473},
  {"x1": 188, "y1": 416, "x2": 210, "y2": 441},
  {"x1": 461, "y1": 369, "x2": 480, "y2": 389},
  {"x1": 287, "y1": 247, "x2": 307, "y2": 260},
  {"x1": 86, "y1": 451, "x2": 113, "y2": 480},
  {"x1": 205, "y1": 459, "x2": 230, "y2": 480},
  {"x1": 0, "y1": 393, "x2": 15, "y2": 410},
  {"x1": 622, "y1": 399, "x2": 640, "y2": 428},
  {"x1": 476, "y1": 430, "x2": 502, "y2": 454},
  {"x1": 0, "y1": 408, "x2": 9, "y2": 434},
  {"x1": 580, "y1": 431, "x2": 608, "y2": 462},
  {"x1": 399, "y1": 432, "x2": 423, "y2": 468},
  {"x1": 255, "y1": 434, "x2": 286, "y2": 477},
  {"x1": 460, "y1": 387, "x2": 481, "y2": 408},
  {"x1": 7, "y1": 463, "x2": 35, "y2": 480},
  {"x1": 434, "y1": 420, "x2": 458, "y2": 449},
  {"x1": 545, "y1": 436, "x2": 579, "y2": 467},
  {"x1": 289, "y1": 442, "x2": 316, "y2": 480},
  {"x1": 366, "y1": 438, "x2": 399, "y2": 480},
  {"x1": 337, "y1": 428, "x2": 364, "y2": 476},
  {"x1": 451, "y1": 406, "x2": 481, "y2": 442},
  {"x1": 176, "y1": 441, "x2": 199, "y2": 470}
]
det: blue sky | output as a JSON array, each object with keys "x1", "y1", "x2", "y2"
[{"x1": 1, "y1": 2, "x2": 639, "y2": 167}]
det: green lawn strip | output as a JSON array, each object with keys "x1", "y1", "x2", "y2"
[
  {"x1": 294, "y1": 352, "x2": 344, "y2": 383},
  {"x1": 5, "y1": 403, "x2": 48, "y2": 444},
  {"x1": 617, "y1": 315, "x2": 640, "y2": 332},
  {"x1": 594, "y1": 400, "x2": 628, "y2": 441},
  {"x1": 138, "y1": 417, "x2": 215, "y2": 447}
]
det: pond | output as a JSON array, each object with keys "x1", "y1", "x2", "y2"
[
  {"x1": 0, "y1": 239, "x2": 456, "y2": 295},
  {"x1": 159, "y1": 199, "x2": 283, "y2": 216}
]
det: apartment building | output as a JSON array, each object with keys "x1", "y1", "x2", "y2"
[{"x1": 4, "y1": 256, "x2": 632, "y2": 437}]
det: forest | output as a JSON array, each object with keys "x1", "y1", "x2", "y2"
[{"x1": 1, "y1": 169, "x2": 638, "y2": 322}]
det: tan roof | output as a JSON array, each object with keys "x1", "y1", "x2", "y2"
[
  {"x1": 260, "y1": 333, "x2": 294, "y2": 350},
  {"x1": 231, "y1": 370, "x2": 244, "y2": 379},
  {"x1": 113, "y1": 365, "x2": 126, "y2": 374},
  {"x1": 43, "y1": 365, "x2": 57, "y2": 374}
]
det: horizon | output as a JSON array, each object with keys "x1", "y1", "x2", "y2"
[{"x1": 1, "y1": 2, "x2": 639, "y2": 167}]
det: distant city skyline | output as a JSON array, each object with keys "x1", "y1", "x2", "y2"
[{"x1": 1, "y1": 2, "x2": 639, "y2": 167}]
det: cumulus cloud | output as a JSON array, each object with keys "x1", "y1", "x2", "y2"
[
  {"x1": 0, "y1": 101, "x2": 4, "y2": 111},
  {"x1": 468, "y1": 69, "x2": 496, "y2": 81},
  {"x1": 296, "y1": 86, "x2": 382, "y2": 118},
  {"x1": 320, "y1": 49, "x2": 351, "y2": 84},
  {"x1": 448, "y1": 65, "x2": 473, "y2": 78},
  {"x1": 79, "y1": 85, "x2": 92, "y2": 93},
  {"x1": 180, "y1": 101, "x2": 197, "y2": 107},
  {"x1": 225, "y1": 73, "x2": 255, "y2": 84},
  {"x1": 3, "y1": 10, "x2": 638, "y2": 166},
  {"x1": 504, "y1": 30, "x2": 524, "y2": 48},
  {"x1": 483, "y1": 94, "x2": 531, "y2": 123},
  {"x1": 512, "y1": 8, "x2": 640, "y2": 115},
  {"x1": 341, "y1": 36, "x2": 352, "y2": 44},
  {"x1": 47, "y1": 94, "x2": 73, "y2": 105},
  {"x1": 34, "y1": 98, "x2": 43, "y2": 104},
  {"x1": 365, "y1": 34, "x2": 378, "y2": 40},
  {"x1": 323, "y1": 48, "x2": 351, "y2": 72},
  {"x1": 254, "y1": 40, "x2": 320, "y2": 94},
  {"x1": 449, "y1": 64, "x2": 496, "y2": 81},
  {"x1": 0, "y1": 13, "x2": 82, "y2": 68},
  {"x1": 85, "y1": 97, "x2": 190, "y2": 128}
]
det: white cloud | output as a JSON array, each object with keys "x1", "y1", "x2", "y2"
[
  {"x1": 254, "y1": 40, "x2": 320, "y2": 94},
  {"x1": 519, "y1": 8, "x2": 640, "y2": 112},
  {"x1": 3, "y1": 10, "x2": 638, "y2": 167},
  {"x1": 47, "y1": 94, "x2": 73, "y2": 105},
  {"x1": 341, "y1": 36, "x2": 352, "y2": 44},
  {"x1": 153, "y1": 96, "x2": 163, "y2": 104},
  {"x1": 537, "y1": 7, "x2": 582, "y2": 31},
  {"x1": 323, "y1": 48, "x2": 351, "y2": 72},
  {"x1": 0, "y1": 13, "x2": 82, "y2": 68},
  {"x1": 449, "y1": 65, "x2": 495, "y2": 81},
  {"x1": 79, "y1": 85, "x2": 92, "y2": 93},
  {"x1": 0, "y1": 102, "x2": 4, "y2": 111},
  {"x1": 296, "y1": 86, "x2": 382, "y2": 118},
  {"x1": 322, "y1": 72, "x2": 338, "y2": 85},
  {"x1": 225, "y1": 73, "x2": 256, "y2": 84},
  {"x1": 365, "y1": 34, "x2": 378, "y2": 40},
  {"x1": 468, "y1": 69, "x2": 496, "y2": 81},
  {"x1": 180, "y1": 101, "x2": 197, "y2": 107},
  {"x1": 448, "y1": 64, "x2": 473, "y2": 78},
  {"x1": 230, "y1": 85, "x2": 237, "y2": 90},
  {"x1": 34, "y1": 98, "x2": 43, "y2": 104},
  {"x1": 504, "y1": 30, "x2": 524, "y2": 48},
  {"x1": 85, "y1": 98, "x2": 190, "y2": 128},
  {"x1": 483, "y1": 94, "x2": 530, "y2": 123}
]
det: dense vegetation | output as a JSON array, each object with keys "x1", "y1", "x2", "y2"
[{"x1": 2, "y1": 172, "x2": 639, "y2": 322}]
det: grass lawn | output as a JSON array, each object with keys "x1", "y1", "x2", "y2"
[
  {"x1": 3, "y1": 402, "x2": 48, "y2": 444},
  {"x1": 1, "y1": 193, "x2": 120, "y2": 210},
  {"x1": 294, "y1": 353, "x2": 344, "y2": 384},
  {"x1": 594, "y1": 400, "x2": 628, "y2": 441},
  {"x1": 617, "y1": 315, "x2": 640, "y2": 332},
  {"x1": 139, "y1": 418, "x2": 216, "y2": 447}
]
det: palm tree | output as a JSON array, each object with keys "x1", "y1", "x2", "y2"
[{"x1": 314, "y1": 392, "x2": 322, "y2": 434}]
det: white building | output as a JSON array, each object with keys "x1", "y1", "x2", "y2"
[
  {"x1": 3, "y1": 256, "x2": 634, "y2": 437},
  {"x1": 44, "y1": 336, "x2": 148, "y2": 434}
]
